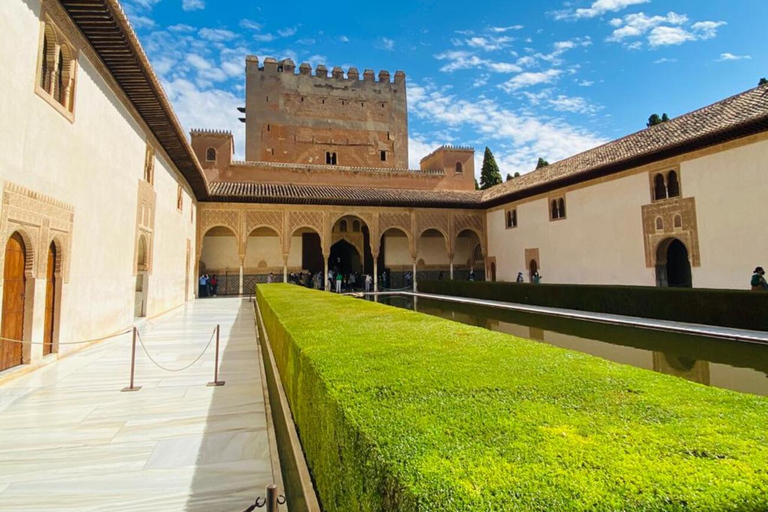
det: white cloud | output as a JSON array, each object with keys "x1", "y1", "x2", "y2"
[
  {"x1": 239, "y1": 19, "x2": 263, "y2": 31},
  {"x1": 181, "y1": 0, "x2": 205, "y2": 12},
  {"x1": 653, "y1": 57, "x2": 677, "y2": 64},
  {"x1": 253, "y1": 33, "x2": 276, "y2": 42},
  {"x1": 408, "y1": 137, "x2": 442, "y2": 169},
  {"x1": 577, "y1": 79, "x2": 594, "y2": 86},
  {"x1": 378, "y1": 37, "x2": 396, "y2": 51},
  {"x1": 554, "y1": 0, "x2": 650, "y2": 21},
  {"x1": 458, "y1": 36, "x2": 515, "y2": 52},
  {"x1": 607, "y1": 12, "x2": 725, "y2": 48},
  {"x1": 489, "y1": 25, "x2": 524, "y2": 33},
  {"x1": 435, "y1": 51, "x2": 522, "y2": 73},
  {"x1": 277, "y1": 27, "x2": 298, "y2": 37},
  {"x1": 409, "y1": 84, "x2": 607, "y2": 176},
  {"x1": 717, "y1": 52, "x2": 751, "y2": 62},
  {"x1": 198, "y1": 28, "x2": 237, "y2": 42},
  {"x1": 500, "y1": 69, "x2": 563, "y2": 92},
  {"x1": 339, "y1": 35, "x2": 350, "y2": 43}
]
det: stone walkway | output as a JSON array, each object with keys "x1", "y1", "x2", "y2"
[{"x1": 0, "y1": 298, "x2": 278, "y2": 512}]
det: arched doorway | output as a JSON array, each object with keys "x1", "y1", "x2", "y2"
[
  {"x1": 529, "y1": 259, "x2": 538, "y2": 282},
  {"x1": 1, "y1": 233, "x2": 27, "y2": 371},
  {"x1": 380, "y1": 227, "x2": 411, "y2": 289},
  {"x1": 199, "y1": 226, "x2": 238, "y2": 295},
  {"x1": 656, "y1": 238, "x2": 692, "y2": 288},
  {"x1": 43, "y1": 242, "x2": 57, "y2": 356},
  {"x1": 246, "y1": 226, "x2": 282, "y2": 289},
  {"x1": 417, "y1": 228, "x2": 450, "y2": 282},
  {"x1": 330, "y1": 239, "x2": 362, "y2": 276}
]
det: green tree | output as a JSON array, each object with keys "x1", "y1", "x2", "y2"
[
  {"x1": 514, "y1": 171, "x2": 521, "y2": 178},
  {"x1": 760, "y1": 78, "x2": 768, "y2": 86},
  {"x1": 536, "y1": 158, "x2": 550, "y2": 169},
  {"x1": 474, "y1": 178, "x2": 480, "y2": 190},
  {"x1": 479, "y1": 147, "x2": 502, "y2": 190},
  {"x1": 647, "y1": 113, "x2": 670, "y2": 127},
  {"x1": 506, "y1": 173, "x2": 513, "y2": 182}
]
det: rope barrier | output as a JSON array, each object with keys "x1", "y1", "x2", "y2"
[
  {"x1": 242, "y1": 485, "x2": 286, "y2": 511},
  {"x1": 135, "y1": 327, "x2": 216, "y2": 373},
  {"x1": 0, "y1": 328, "x2": 133, "y2": 346}
]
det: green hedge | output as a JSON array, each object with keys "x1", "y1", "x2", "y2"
[
  {"x1": 419, "y1": 280, "x2": 768, "y2": 332},
  {"x1": 257, "y1": 284, "x2": 768, "y2": 512}
]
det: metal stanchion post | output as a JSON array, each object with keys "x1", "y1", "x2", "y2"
[
  {"x1": 208, "y1": 324, "x2": 225, "y2": 387},
  {"x1": 121, "y1": 327, "x2": 142, "y2": 392},
  {"x1": 266, "y1": 484, "x2": 278, "y2": 512}
]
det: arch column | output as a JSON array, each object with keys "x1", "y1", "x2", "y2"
[
  {"x1": 238, "y1": 255, "x2": 245, "y2": 295},
  {"x1": 448, "y1": 252, "x2": 455, "y2": 280},
  {"x1": 322, "y1": 245, "x2": 331, "y2": 291}
]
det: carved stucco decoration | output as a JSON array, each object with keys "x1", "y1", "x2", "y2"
[
  {"x1": 641, "y1": 197, "x2": 701, "y2": 268},
  {"x1": 245, "y1": 210, "x2": 283, "y2": 241},
  {"x1": 0, "y1": 182, "x2": 74, "y2": 283},
  {"x1": 133, "y1": 180, "x2": 156, "y2": 276}
]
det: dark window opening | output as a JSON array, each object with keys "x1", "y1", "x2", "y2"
[
  {"x1": 267, "y1": 124, "x2": 270, "y2": 131},
  {"x1": 455, "y1": 162, "x2": 463, "y2": 174},
  {"x1": 206, "y1": 148, "x2": 216, "y2": 162},
  {"x1": 667, "y1": 170, "x2": 680, "y2": 197},
  {"x1": 654, "y1": 173, "x2": 667, "y2": 201},
  {"x1": 326, "y1": 152, "x2": 338, "y2": 165},
  {"x1": 551, "y1": 200, "x2": 560, "y2": 220},
  {"x1": 380, "y1": 150, "x2": 387, "y2": 162},
  {"x1": 558, "y1": 198, "x2": 566, "y2": 218},
  {"x1": 339, "y1": 220, "x2": 348, "y2": 232}
]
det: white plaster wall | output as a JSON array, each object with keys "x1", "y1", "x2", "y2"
[
  {"x1": 682, "y1": 139, "x2": 768, "y2": 289},
  {"x1": 384, "y1": 236, "x2": 412, "y2": 266},
  {"x1": 488, "y1": 173, "x2": 655, "y2": 285},
  {"x1": 0, "y1": 0, "x2": 196, "y2": 358},
  {"x1": 201, "y1": 235, "x2": 301, "y2": 271}
]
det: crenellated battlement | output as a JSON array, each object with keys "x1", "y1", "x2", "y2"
[
  {"x1": 190, "y1": 128, "x2": 233, "y2": 138},
  {"x1": 246, "y1": 56, "x2": 406, "y2": 85}
]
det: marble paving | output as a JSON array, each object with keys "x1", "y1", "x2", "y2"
[{"x1": 0, "y1": 298, "x2": 277, "y2": 512}]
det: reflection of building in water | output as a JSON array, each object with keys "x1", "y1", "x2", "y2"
[{"x1": 653, "y1": 353, "x2": 710, "y2": 386}]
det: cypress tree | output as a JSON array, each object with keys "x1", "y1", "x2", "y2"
[
  {"x1": 479, "y1": 147, "x2": 502, "y2": 190},
  {"x1": 536, "y1": 158, "x2": 550, "y2": 169}
]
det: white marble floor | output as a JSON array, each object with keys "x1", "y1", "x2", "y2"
[{"x1": 0, "y1": 298, "x2": 277, "y2": 512}]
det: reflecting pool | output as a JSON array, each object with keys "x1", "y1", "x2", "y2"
[{"x1": 375, "y1": 294, "x2": 768, "y2": 396}]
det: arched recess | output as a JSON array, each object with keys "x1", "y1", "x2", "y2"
[
  {"x1": 40, "y1": 24, "x2": 58, "y2": 93},
  {"x1": 135, "y1": 234, "x2": 150, "y2": 317},
  {"x1": 416, "y1": 228, "x2": 451, "y2": 281},
  {"x1": 331, "y1": 214, "x2": 374, "y2": 280},
  {"x1": 455, "y1": 228, "x2": 485, "y2": 281},
  {"x1": 288, "y1": 225, "x2": 324, "y2": 279},
  {"x1": 245, "y1": 226, "x2": 283, "y2": 289},
  {"x1": 379, "y1": 227, "x2": 412, "y2": 289},
  {"x1": 655, "y1": 237, "x2": 692, "y2": 288},
  {"x1": 198, "y1": 225, "x2": 238, "y2": 296},
  {"x1": 653, "y1": 173, "x2": 667, "y2": 201}
]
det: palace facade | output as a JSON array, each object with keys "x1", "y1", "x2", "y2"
[{"x1": 1, "y1": 0, "x2": 767, "y2": 374}]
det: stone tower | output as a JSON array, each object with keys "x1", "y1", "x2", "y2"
[{"x1": 244, "y1": 56, "x2": 409, "y2": 169}]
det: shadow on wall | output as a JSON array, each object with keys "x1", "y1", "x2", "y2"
[{"x1": 185, "y1": 299, "x2": 278, "y2": 512}]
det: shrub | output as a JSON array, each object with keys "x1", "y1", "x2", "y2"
[
  {"x1": 419, "y1": 280, "x2": 768, "y2": 332},
  {"x1": 258, "y1": 284, "x2": 768, "y2": 512}
]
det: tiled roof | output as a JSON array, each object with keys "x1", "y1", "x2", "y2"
[
  {"x1": 482, "y1": 84, "x2": 768, "y2": 206},
  {"x1": 207, "y1": 182, "x2": 484, "y2": 208}
]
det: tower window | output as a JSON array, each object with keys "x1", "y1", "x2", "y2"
[
  {"x1": 267, "y1": 124, "x2": 271, "y2": 131},
  {"x1": 206, "y1": 148, "x2": 216, "y2": 162},
  {"x1": 550, "y1": 197, "x2": 567, "y2": 220},
  {"x1": 455, "y1": 162, "x2": 463, "y2": 174},
  {"x1": 667, "y1": 170, "x2": 680, "y2": 197},
  {"x1": 380, "y1": 150, "x2": 387, "y2": 162},
  {"x1": 326, "y1": 152, "x2": 338, "y2": 165},
  {"x1": 506, "y1": 209, "x2": 518, "y2": 229}
]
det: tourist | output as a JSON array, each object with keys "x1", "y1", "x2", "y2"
[
  {"x1": 210, "y1": 275, "x2": 218, "y2": 297},
  {"x1": 335, "y1": 271, "x2": 343, "y2": 293},
  {"x1": 198, "y1": 274, "x2": 208, "y2": 298},
  {"x1": 405, "y1": 272, "x2": 412, "y2": 288},
  {"x1": 349, "y1": 272, "x2": 357, "y2": 290},
  {"x1": 751, "y1": 267, "x2": 768, "y2": 291},
  {"x1": 532, "y1": 272, "x2": 542, "y2": 284},
  {"x1": 204, "y1": 274, "x2": 213, "y2": 296},
  {"x1": 469, "y1": 269, "x2": 475, "y2": 281},
  {"x1": 516, "y1": 272, "x2": 524, "y2": 283},
  {"x1": 365, "y1": 273, "x2": 372, "y2": 292},
  {"x1": 267, "y1": 272, "x2": 274, "y2": 284},
  {"x1": 438, "y1": 271, "x2": 444, "y2": 280}
]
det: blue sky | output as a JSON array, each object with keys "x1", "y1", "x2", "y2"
[{"x1": 123, "y1": 0, "x2": 766, "y2": 177}]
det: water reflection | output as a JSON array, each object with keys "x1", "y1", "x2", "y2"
[{"x1": 375, "y1": 294, "x2": 768, "y2": 396}]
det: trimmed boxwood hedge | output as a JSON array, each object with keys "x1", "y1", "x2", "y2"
[
  {"x1": 258, "y1": 284, "x2": 768, "y2": 512},
  {"x1": 419, "y1": 280, "x2": 768, "y2": 332}
]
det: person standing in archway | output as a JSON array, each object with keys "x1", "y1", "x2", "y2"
[
  {"x1": 335, "y1": 271, "x2": 343, "y2": 293},
  {"x1": 516, "y1": 272, "x2": 524, "y2": 283},
  {"x1": 751, "y1": 267, "x2": 768, "y2": 291}
]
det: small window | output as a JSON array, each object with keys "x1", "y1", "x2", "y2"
[
  {"x1": 380, "y1": 150, "x2": 387, "y2": 162},
  {"x1": 455, "y1": 162, "x2": 463, "y2": 174},
  {"x1": 673, "y1": 214, "x2": 683, "y2": 229},
  {"x1": 143, "y1": 144, "x2": 155, "y2": 185},
  {"x1": 655, "y1": 217, "x2": 664, "y2": 231},
  {"x1": 667, "y1": 170, "x2": 680, "y2": 198},
  {"x1": 339, "y1": 220, "x2": 348, "y2": 232},
  {"x1": 266, "y1": 96, "x2": 269, "y2": 102},
  {"x1": 551, "y1": 200, "x2": 560, "y2": 220},
  {"x1": 326, "y1": 152, "x2": 337, "y2": 165},
  {"x1": 352, "y1": 220, "x2": 361, "y2": 232},
  {"x1": 267, "y1": 124, "x2": 271, "y2": 132},
  {"x1": 206, "y1": 148, "x2": 216, "y2": 162},
  {"x1": 301, "y1": 96, "x2": 304, "y2": 102},
  {"x1": 506, "y1": 209, "x2": 518, "y2": 229},
  {"x1": 558, "y1": 198, "x2": 566, "y2": 218},
  {"x1": 551, "y1": 198, "x2": 566, "y2": 221},
  {"x1": 653, "y1": 173, "x2": 667, "y2": 201},
  {"x1": 191, "y1": 204, "x2": 195, "y2": 224},
  {"x1": 381, "y1": 102, "x2": 385, "y2": 108},
  {"x1": 38, "y1": 23, "x2": 77, "y2": 116},
  {"x1": 341, "y1": 100, "x2": 346, "y2": 106},
  {"x1": 176, "y1": 184, "x2": 183, "y2": 212}
]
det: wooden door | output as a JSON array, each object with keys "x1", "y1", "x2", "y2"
[
  {"x1": 43, "y1": 243, "x2": 56, "y2": 356},
  {"x1": 1, "y1": 233, "x2": 26, "y2": 371}
]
